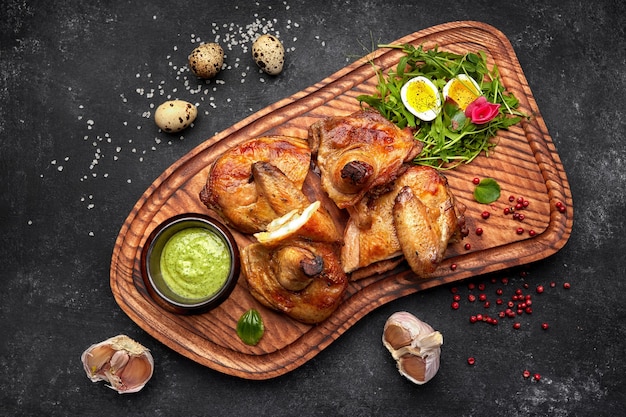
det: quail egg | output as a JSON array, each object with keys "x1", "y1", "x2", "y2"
[
  {"x1": 188, "y1": 42, "x2": 224, "y2": 79},
  {"x1": 442, "y1": 74, "x2": 481, "y2": 110},
  {"x1": 154, "y1": 100, "x2": 197, "y2": 133},
  {"x1": 400, "y1": 76, "x2": 441, "y2": 122},
  {"x1": 252, "y1": 34, "x2": 285, "y2": 75}
]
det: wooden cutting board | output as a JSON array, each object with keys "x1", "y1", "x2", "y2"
[{"x1": 110, "y1": 21, "x2": 573, "y2": 380}]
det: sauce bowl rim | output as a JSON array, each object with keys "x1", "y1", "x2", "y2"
[{"x1": 140, "y1": 213, "x2": 240, "y2": 315}]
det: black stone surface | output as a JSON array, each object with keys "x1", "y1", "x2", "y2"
[{"x1": 1, "y1": 1, "x2": 625, "y2": 416}]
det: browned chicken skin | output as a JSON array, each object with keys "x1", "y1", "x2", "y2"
[
  {"x1": 308, "y1": 110, "x2": 422, "y2": 209},
  {"x1": 200, "y1": 135, "x2": 347, "y2": 323},
  {"x1": 251, "y1": 161, "x2": 341, "y2": 244},
  {"x1": 201, "y1": 121, "x2": 465, "y2": 324},
  {"x1": 241, "y1": 240, "x2": 348, "y2": 324},
  {"x1": 342, "y1": 165, "x2": 467, "y2": 275},
  {"x1": 199, "y1": 136, "x2": 311, "y2": 234},
  {"x1": 394, "y1": 186, "x2": 444, "y2": 276}
]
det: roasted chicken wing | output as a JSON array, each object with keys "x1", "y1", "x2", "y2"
[
  {"x1": 308, "y1": 110, "x2": 422, "y2": 209},
  {"x1": 251, "y1": 161, "x2": 341, "y2": 243},
  {"x1": 342, "y1": 165, "x2": 467, "y2": 275},
  {"x1": 199, "y1": 136, "x2": 312, "y2": 234}
]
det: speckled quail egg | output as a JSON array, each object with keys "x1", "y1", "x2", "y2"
[
  {"x1": 252, "y1": 34, "x2": 285, "y2": 75},
  {"x1": 154, "y1": 100, "x2": 197, "y2": 133},
  {"x1": 188, "y1": 42, "x2": 224, "y2": 79},
  {"x1": 400, "y1": 76, "x2": 441, "y2": 122}
]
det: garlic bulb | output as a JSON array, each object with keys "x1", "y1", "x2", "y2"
[
  {"x1": 81, "y1": 335, "x2": 154, "y2": 394},
  {"x1": 382, "y1": 312, "x2": 443, "y2": 385}
]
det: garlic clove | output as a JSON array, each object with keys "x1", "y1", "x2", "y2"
[
  {"x1": 114, "y1": 355, "x2": 154, "y2": 393},
  {"x1": 382, "y1": 321, "x2": 413, "y2": 352},
  {"x1": 81, "y1": 335, "x2": 154, "y2": 394},
  {"x1": 383, "y1": 312, "x2": 443, "y2": 385},
  {"x1": 397, "y1": 349, "x2": 441, "y2": 385},
  {"x1": 397, "y1": 354, "x2": 427, "y2": 385},
  {"x1": 82, "y1": 344, "x2": 117, "y2": 382}
]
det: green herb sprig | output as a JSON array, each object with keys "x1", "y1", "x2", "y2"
[{"x1": 358, "y1": 44, "x2": 527, "y2": 169}]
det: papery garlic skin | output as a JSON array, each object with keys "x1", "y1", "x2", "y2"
[
  {"x1": 383, "y1": 311, "x2": 443, "y2": 385},
  {"x1": 81, "y1": 335, "x2": 154, "y2": 394}
]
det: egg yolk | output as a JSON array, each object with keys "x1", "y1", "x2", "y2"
[
  {"x1": 447, "y1": 78, "x2": 481, "y2": 110},
  {"x1": 404, "y1": 80, "x2": 439, "y2": 114}
]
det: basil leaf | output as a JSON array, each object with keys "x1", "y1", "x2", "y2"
[
  {"x1": 236, "y1": 309, "x2": 265, "y2": 346},
  {"x1": 474, "y1": 178, "x2": 501, "y2": 204}
]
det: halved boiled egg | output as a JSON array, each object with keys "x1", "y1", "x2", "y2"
[
  {"x1": 400, "y1": 76, "x2": 441, "y2": 122},
  {"x1": 442, "y1": 74, "x2": 481, "y2": 110}
]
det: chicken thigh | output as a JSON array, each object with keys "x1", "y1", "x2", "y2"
[
  {"x1": 308, "y1": 110, "x2": 421, "y2": 209},
  {"x1": 242, "y1": 240, "x2": 348, "y2": 324}
]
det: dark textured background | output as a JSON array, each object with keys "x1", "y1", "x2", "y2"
[{"x1": 1, "y1": 0, "x2": 625, "y2": 416}]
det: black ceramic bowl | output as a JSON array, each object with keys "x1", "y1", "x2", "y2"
[{"x1": 140, "y1": 213, "x2": 240, "y2": 314}]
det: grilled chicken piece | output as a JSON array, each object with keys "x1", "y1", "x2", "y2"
[
  {"x1": 272, "y1": 245, "x2": 323, "y2": 291},
  {"x1": 342, "y1": 165, "x2": 467, "y2": 275},
  {"x1": 241, "y1": 240, "x2": 348, "y2": 324},
  {"x1": 308, "y1": 110, "x2": 422, "y2": 209},
  {"x1": 251, "y1": 161, "x2": 341, "y2": 243},
  {"x1": 393, "y1": 186, "x2": 444, "y2": 276},
  {"x1": 199, "y1": 136, "x2": 312, "y2": 234}
]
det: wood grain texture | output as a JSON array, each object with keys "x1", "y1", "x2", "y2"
[{"x1": 109, "y1": 21, "x2": 573, "y2": 379}]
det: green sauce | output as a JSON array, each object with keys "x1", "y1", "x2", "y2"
[{"x1": 160, "y1": 227, "x2": 231, "y2": 300}]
